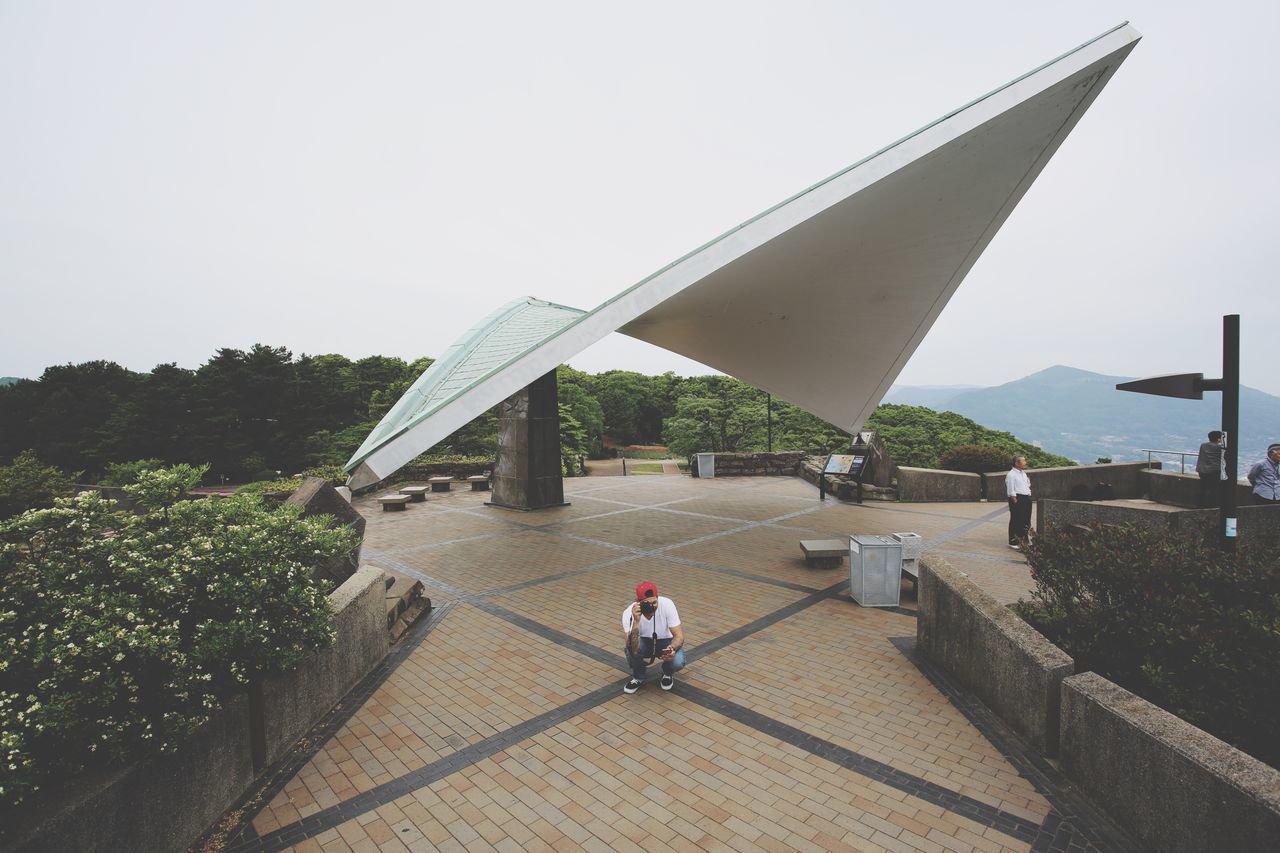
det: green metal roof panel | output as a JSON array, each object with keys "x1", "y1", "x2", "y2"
[{"x1": 346, "y1": 297, "x2": 585, "y2": 469}]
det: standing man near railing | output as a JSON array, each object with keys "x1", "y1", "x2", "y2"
[
  {"x1": 1006, "y1": 455, "x2": 1033, "y2": 550},
  {"x1": 1195, "y1": 431, "x2": 1225, "y2": 508},
  {"x1": 1246, "y1": 444, "x2": 1280, "y2": 504}
]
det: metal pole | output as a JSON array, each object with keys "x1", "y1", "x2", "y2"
[
  {"x1": 1221, "y1": 314, "x2": 1239, "y2": 551},
  {"x1": 766, "y1": 393, "x2": 773, "y2": 453}
]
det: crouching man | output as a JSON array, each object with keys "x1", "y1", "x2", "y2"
[{"x1": 622, "y1": 581, "x2": 685, "y2": 694}]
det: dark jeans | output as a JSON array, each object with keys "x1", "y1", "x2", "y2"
[
  {"x1": 1252, "y1": 493, "x2": 1280, "y2": 506},
  {"x1": 1198, "y1": 473, "x2": 1219, "y2": 508},
  {"x1": 625, "y1": 637, "x2": 686, "y2": 683},
  {"x1": 1008, "y1": 495, "x2": 1032, "y2": 545}
]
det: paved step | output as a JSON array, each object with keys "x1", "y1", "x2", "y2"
[{"x1": 384, "y1": 571, "x2": 425, "y2": 631}]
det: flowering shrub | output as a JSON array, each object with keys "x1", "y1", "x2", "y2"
[
  {"x1": 0, "y1": 465, "x2": 356, "y2": 808},
  {"x1": 1016, "y1": 523, "x2": 1280, "y2": 766}
]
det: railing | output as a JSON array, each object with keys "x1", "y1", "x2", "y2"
[{"x1": 1141, "y1": 448, "x2": 1197, "y2": 474}]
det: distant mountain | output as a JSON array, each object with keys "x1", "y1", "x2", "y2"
[
  {"x1": 0, "y1": 377, "x2": 21, "y2": 387},
  {"x1": 932, "y1": 365, "x2": 1280, "y2": 465},
  {"x1": 881, "y1": 384, "x2": 980, "y2": 410}
]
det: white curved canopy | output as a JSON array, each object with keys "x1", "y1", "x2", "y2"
[{"x1": 347, "y1": 23, "x2": 1140, "y2": 489}]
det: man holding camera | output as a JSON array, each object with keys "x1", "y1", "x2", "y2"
[{"x1": 622, "y1": 581, "x2": 685, "y2": 694}]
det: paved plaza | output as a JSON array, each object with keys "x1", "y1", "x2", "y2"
[{"x1": 214, "y1": 475, "x2": 1130, "y2": 852}]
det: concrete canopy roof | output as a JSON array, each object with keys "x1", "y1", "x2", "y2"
[{"x1": 346, "y1": 23, "x2": 1140, "y2": 489}]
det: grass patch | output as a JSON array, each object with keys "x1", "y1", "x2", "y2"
[{"x1": 626, "y1": 462, "x2": 666, "y2": 474}]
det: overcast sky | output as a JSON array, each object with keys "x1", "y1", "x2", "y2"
[{"x1": 2, "y1": 1, "x2": 1277, "y2": 396}]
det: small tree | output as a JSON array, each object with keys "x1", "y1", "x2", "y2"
[
  {"x1": 0, "y1": 465, "x2": 356, "y2": 808},
  {"x1": 0, "y1": 450, "x2": 80, "y2": 519}
]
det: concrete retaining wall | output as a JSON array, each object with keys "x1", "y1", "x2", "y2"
[
  {"x1": 690, "y1": 452, "x2": 804, "y2": 477},
  {"x1": 261, "y1": 565, "x2": 388, "y2": 765},
  {"x1": 1061, "y1": 672, "x2": 1280, "y2": 852},
  {"x1": 5, "y1": 567, "x2": 389, "y2": 853},
  {"x1": 1035, "y1": 499, "x2": 1214, "y2": 536},
  {"x1": 915, "y1": 556, "x2": 1073, "y2": 755},
  {"x1": 1140, "y1": 468, "x2": 1253, "y2": 508},
  {"x1": 982, "y1": 461, "x2": 1157, "y2": 502},
  {"x1": 1037, "y1": 498, "x2": 1280, "y2": 548},
  {"x1": 896, "y1": 467, "x2": 981, "y2": 502}
]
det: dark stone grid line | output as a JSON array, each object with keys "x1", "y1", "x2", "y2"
[
  {"x1": 889, "y1": 637, "x2": 1137, "y2": 852},
  {"x1": 205, "y1": 599, "x2": 459, "y2": 850},
  {"x1": 213, "y1": 488, "x2": 1022, "y2": 850},
  {"x1": 226, "y1": 681, "x2": 622, "y2": 853},
  {"x1": 674, "y1": 683, "x2": 1042, "y2": 842},
  {"x1": 231, "y1": 588, "x2": 961, "y2": 851}
]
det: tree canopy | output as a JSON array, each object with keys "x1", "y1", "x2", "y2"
[{"x1": 0, "y1": 345, "x2": 1071, "y2": 493}]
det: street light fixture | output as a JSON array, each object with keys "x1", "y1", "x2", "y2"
[{"x1": 1116, "y1": 315, "x2": 1239, "y2": 550}]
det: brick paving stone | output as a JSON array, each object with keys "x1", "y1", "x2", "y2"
[{"x1": 222, "y1": 478, "x2": 1136, "y2": 853}]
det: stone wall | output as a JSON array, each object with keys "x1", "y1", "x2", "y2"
[
  {"x1": 1061, "y1": 672, "x2": 1280, "y2": 852},
  {"x1": 1037, "y1": 498, "x2": 1280, "y2": 548},
  {"x1": 797, "y1": 460, "x2": 897, "y2": 501},
  {"x1": 915, "y1": 555, "x2": 1073, "y2": 755},
  {"x1": 690, "y1": 452, "x2": 805, "y2": 477},
  {"x1": 982, "y1": 460, "x2": 1157, "y2": 502},
  {"x1": 260, "y1": 565, "x2": 388, "y2": 765},
  {"x1": 1140, "y1": 468, "x2": 1254, "y2": 508},
  {"x1": 5, "y1": 567, "x2": 389, "y2": 853},
  {"x1": 895, "y1": 467, "x2": 981, "y2": 502}
]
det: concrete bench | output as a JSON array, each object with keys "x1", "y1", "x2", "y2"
[
  {"x1": 428, "y1": 476, "x2": 453, "y2": 493},
  {"x1": 399, "y1": 485, "x2": 430, "y2": 502},
  {"x1": 800, "y1": 539, "x2": 847, "y2": 569},
  {"x1": 378, "y1": 494, "x2": 412, "y2": 511},
  {"x1": 901, "y1": 558, "x2": 919, "y2": 592},
  {"x1": 467, "y1": 474, "x2": 491, "y2": 492}
]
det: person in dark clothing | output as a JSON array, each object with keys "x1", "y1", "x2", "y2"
[{"x1": 1195, "y1": 430, "x2": 1224, "y2": 508}]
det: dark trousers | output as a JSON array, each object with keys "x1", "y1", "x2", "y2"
[
  {"x1": 1008, "y1": 495, "x2": 1032, "y2": 544},
  {"x1": 1198, "y1": 473, "x2": 1218, "y2": 508}
]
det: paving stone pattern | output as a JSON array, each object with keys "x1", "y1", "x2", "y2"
[{"x1": 214, "y1": 477, "x2": 1130, "y2": 852}]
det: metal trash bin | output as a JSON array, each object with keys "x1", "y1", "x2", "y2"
[
  {"x1": 696, "y1": 453, "x2": 715, "y2": 478},
  {"x1": 849, "y1": 534, "x2": 903, "y2": 607}
]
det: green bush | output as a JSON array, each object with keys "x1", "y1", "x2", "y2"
[
  {"x1": 938, "y1": 445, "x2": 1015, "y2": 474},
  {"x1": 0, "y1": 465, "x2": 356, "y2": 809},
  {"x1": 0, "y1": 451, "x2": 80, "y2": 519},
  {"x1": 98, "y1": 458, "x2": 167, "y2": 487},
  {"x1": 1015, "y1": 523, "x2": 1280, "y2": 767}
]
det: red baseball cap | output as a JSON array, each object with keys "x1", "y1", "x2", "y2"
[{"x1": 635, "y1": 581, "x2": 658, "y2": 600}]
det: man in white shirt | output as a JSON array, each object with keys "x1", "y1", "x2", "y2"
[
  {"x1": 621, "y1": 581, "x2": 686, "y2": 694},
  {"x1": 1006, "y1": 455, "x2": 1033, "y2": 550}
]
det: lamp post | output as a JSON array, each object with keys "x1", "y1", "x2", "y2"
[{"x1": 1116, "y1": 314, "x2": 1239, "y2": 551}]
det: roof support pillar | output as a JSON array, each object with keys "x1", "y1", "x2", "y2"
[{"x1": 486, "y1": 370, "x2": 569, "y2": 511}]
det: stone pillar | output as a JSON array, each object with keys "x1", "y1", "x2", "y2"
[{"x1": 488, "y1": 370, "x2": 568, "y2": 511}]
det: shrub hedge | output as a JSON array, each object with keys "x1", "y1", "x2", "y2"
[
  {"x1": 0, "y1": 465, "x2": 357, "y2": 809},
  {"x1": 938, "y1": 444, "x2": 1016, "y2": 474},
  {"x1": 1016, "y1": 522, "x2": 1280, "y2": 767}
]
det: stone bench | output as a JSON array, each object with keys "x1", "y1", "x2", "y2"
[
  {"x1": 378, "y1": 494, "x2": 412, "y2": 511},
  {"x1": 467, "y1": 474, "x2": 491, "y2": 492},
  {"x1": 800, "y1": 539, "x2": 847, "y2": 569},
  {"x1": 901, "y1": 558, "x2": 919, "y2": 592},
  {"x1": 428, "y1": 476, "x2": 453, "y2": 493},
  {"x1": 399, "y1": 485, "x2": 429, "y2": 502}
]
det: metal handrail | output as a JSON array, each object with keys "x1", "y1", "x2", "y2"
[{"x1": 1139, "y1": 448, "x2": 1196, "y2": 475}]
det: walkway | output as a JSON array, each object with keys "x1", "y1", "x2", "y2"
[{"x1": 212, "y1": 476, "x2": 1129, "y2": 852}]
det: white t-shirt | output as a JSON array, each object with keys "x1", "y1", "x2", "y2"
[{"x1": 621, "y1": 596, "x2": 681, "y2": 640}]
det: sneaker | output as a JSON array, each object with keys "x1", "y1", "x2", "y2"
[
  {"x1": 623, "y1": 679, "x2": 642, "y2": 694},
  {"x1": 660, "y1": 674, "x2": 674, "y2": 691},
  {"x1": 1009, "y1": 543, "x2": 1021, "y2": 551}
]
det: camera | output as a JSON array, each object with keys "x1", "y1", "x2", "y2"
[{"x1": 639, "y1": 600, "x2": 657, "y2": 616}]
